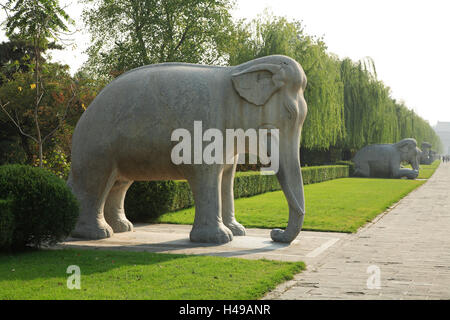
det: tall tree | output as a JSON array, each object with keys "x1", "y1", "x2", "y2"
[
  {"x1": 0, "y1": 38, "x2": 63, "y2": 85},
  {"x1": 82, "y1": 0, "x2": 236, "y2": 78},
  {"x1": 1, "y1": 0, "x2": 75, "y2": 167}
]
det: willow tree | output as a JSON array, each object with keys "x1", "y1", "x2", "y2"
[
  {"x1": 340, "y1": 57, "x2": 442, "y2": 153},
  {"x1": 340, "y1": 58, "x2": 368, "y2": 149},
  {"x1": 394, "y1": 101, "x2": 442, "y2": 152},
  {"x1": 221, "y1": 12, "x2": 442, "y2": 156},
  {"x1": 226, "y1": 14, "x2": 345, "y2": 150},
  {"x1": 340, "y1": 58, "x2": 395, "y2": 149},
  {"x1": 228, "y1": 14, "x2": 442, "y2": 156}
]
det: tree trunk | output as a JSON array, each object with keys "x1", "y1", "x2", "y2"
[{"x1": 34, "y1": 28, "x2": 43, "y2": 167}]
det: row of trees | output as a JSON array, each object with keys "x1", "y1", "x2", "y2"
[
  {"x1": 0, "y1": 0, "x2": 442, "y2": 174},
  {"x1": 226, "y1": 15, "x2": 442, "y2": 156}
]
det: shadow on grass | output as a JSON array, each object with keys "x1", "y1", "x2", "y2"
[{"x1": 0, "y1": 247, "x2": 193, "y2": 281}]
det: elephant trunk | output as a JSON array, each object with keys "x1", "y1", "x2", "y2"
[
  {"x1": 412, "y1": 159, "x2": 420, "y2": 171},
  {"x1": 412, "y1": 148, "x2": 421, "y2": 170},
  {"x1": 271, "y1": 140, "x2": 305, "y2": 243}
]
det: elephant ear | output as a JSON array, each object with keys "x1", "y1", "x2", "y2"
[{"x1": 231, "y1": 64, "x2": 285, "y2": 106}]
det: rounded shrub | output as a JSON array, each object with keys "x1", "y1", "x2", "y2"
[{"x1": 0, "y1": 165, "x2": 79, "y2": 250}]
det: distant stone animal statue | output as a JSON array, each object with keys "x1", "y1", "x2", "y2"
[
  {"x1": 352, "y1": 138, "x2": 421, "y2": 179},
  {"x1": 68, "y1": 55, "x2": 308, "y2": 244},
  {"x1": 420, "y1": 142, "x2": 433, "y2": 165},
  {"x1": 429, "y1": 150, "x2": 438, "y2": 163}
]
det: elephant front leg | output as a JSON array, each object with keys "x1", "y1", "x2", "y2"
[
  {"x1": 353, "y1": 161, "x2": 370, "y2": 177},
  {"x1": 393, "y1": 168, "x2": 419, "y2": 179},
  {"x1": 221, "y1": 156, "x2": 246, "y2": 236},
  {"x1": 189, "y1": 167, "x2": 234, "y2": 244}
]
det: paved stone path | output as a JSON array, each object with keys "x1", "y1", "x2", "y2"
[{"x1": 265, "y1": 162, "x2": 450, "y2": 300}]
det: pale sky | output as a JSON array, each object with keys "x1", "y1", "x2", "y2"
[{"x1": 1, "y1": 0, "x2": 449, "y2": 126}]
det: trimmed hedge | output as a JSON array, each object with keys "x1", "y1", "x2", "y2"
[
  {"x1": 0, "y1": 198, "x2": 14, "y2": 249},
  {"x1": 0, "y1": 165, "x2": 79, "y2": 250},
  {"x1": 336, "y1": 160, "x2": 355, "y2": 176},
  {"x1": 125, "y1": 165, "x2": 349, "y2": 222}
]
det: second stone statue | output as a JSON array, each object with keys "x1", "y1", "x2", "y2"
[{"x1": 352, "y1": 138, "x2": 421, "y2": 179}]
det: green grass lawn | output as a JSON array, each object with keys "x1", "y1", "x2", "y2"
[
  {"x1": 0, "y1": 249, "x2": 304, "y2": 300},
  {"x1": 158, "y1": 178, "x2": 426, "y2": 233}
]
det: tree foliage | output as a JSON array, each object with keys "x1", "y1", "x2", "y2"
[
  {"x1": 1, "y1": 0, "x2": 75, "y2": 167},
  {"x1": 225, "y1": 13, "x2": 442, "y2": 154},
  {"x1": 340, "y1": 58, "x2": 442, "y2": 151},
  {"x1": 82, "y1": 0, "x2": 236, "y2": 79},
  {"x1": 4, "y1": 0, "x2": 72, "y2": 41},
  {"x1": 0, "y1": 63, "x2": 82, "y2": 164},
  {"x1": 0, "y1": 38, "x2": 63, "y2": 85}
]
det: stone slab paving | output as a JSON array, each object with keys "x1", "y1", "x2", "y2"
[
  {"x1": 60, "y1": 224, "x2": 348, "y2": 263},
  {"x1": 264, "y1": 162, "x2": 450, "y2": 300}
]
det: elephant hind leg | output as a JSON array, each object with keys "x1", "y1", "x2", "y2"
[
  {"x1": 70, "y1": 165, "x2": 117, "y2": 240},
  {"x1": 104, "y1": 180, "x2": 134, "y2": 233},
  {"x1": 221, "y1": 156, "x2": 246, "y2": 236},
  {"x1": 354, "y1": 162, "x2": 370, "y2": 177}
]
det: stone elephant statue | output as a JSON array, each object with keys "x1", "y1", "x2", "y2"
[
  {"x1": 419, "y1": 142, "x2": 433, "y2": 165},
  {"x1": 68, "y1": 55, "x2": 308, "y2": 244},
  {"x1": 352, "y1": 138, "x2": 421, "y2": 179}
]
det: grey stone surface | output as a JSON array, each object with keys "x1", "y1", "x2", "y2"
[
  {"x1": 265, "y1": 162, "x2": 450, "y2": 300},
  {"x1": 420, "y1": 142, "x2": 434, "y2": 165},
  {"x1": 68, "y1": 55, "x2": 308, "y2": 243},
  {"x1": 59, "y1": 224, "x2": 348, "y2": 262},
  {"x1": 352, "y1": 138, "x2": 421, "y2": 179}
]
